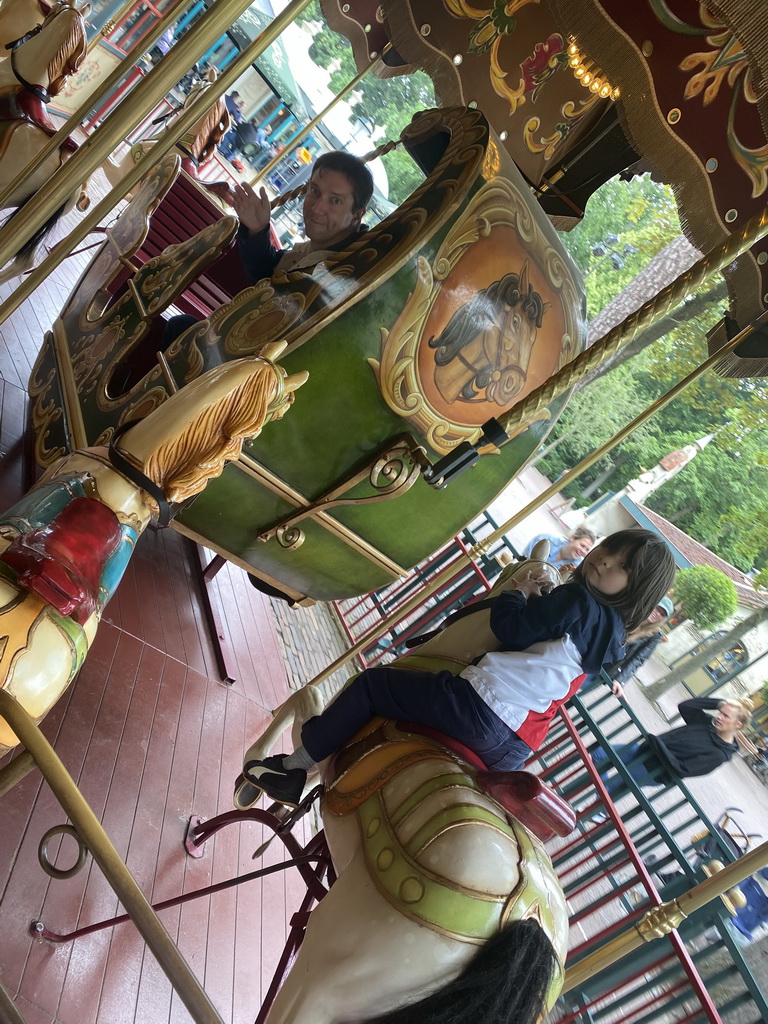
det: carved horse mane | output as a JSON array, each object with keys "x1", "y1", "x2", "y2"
[
  {"x1": 42, "y1": 1, "x2": 87, "y2": 95},
  {"x1": 125, "y1": 341, "x2": 305, "y2": 504},
  {"x1": 176, "y1": 69, "x2": 229, "y2": 167},
  {"x1": 5, "y1": 0, "x2": 88, "y2": 98}
]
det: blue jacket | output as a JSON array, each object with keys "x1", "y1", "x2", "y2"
[{"x1": 489, "y1": 582, "x2": 626, "y2": 675}]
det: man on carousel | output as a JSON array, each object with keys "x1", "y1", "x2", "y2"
[{"x1": 161, "y1": 151, "x2": 373, "y2": 347}]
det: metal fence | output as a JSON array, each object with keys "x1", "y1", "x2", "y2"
[
  {"x1": 535, "y1": 684, "x2": 767, "y2": 1024},
  {"x1": 333, "y1": 518, "x2": 768, "y2": 1022},
  {"x1": 333, "y1": 511, "x2": 519, "y2": 667}
]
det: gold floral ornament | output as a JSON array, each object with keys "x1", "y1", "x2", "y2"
[
  {"x1": 369, "y1": 177, "x2": 580, "y2": 455},
  {"x1": 678, "y1": 13, "x2": 768, "y2": 199},
  {"x1": 447, "y1": 0, "x2": 556, "y2": 113}
]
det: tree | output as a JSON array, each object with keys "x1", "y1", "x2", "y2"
[
  {"x1": 295, "y1": 0, "x2": 435, "y2": 205},
  {"x1": 645, "y1": 602, "x2": 768, "y2": 702},
  {"x1": 674, "y1": 566, "x2": 738, "y2": 632},
  {"x1": 572, "y1": 280, "x2": 728, "y2": 394}
]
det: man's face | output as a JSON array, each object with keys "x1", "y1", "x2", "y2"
[
  {"x1": 303, "y1": 167, "x2": 363, "y2": 249},
  {"x1": 714, "y1": 704, "x2": 742, "y2": 736}
]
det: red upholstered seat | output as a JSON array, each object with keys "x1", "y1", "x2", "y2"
[
  {"x1": 398, "y1": 720, "x2": 575, "y2": 840},
  {"x1": 398, "y1": 720, "x2": 487, "y2": 770}
]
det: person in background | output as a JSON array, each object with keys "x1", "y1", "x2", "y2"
[
  {"x1": 220, "y1": 93, "x2": 246, "y2": 158},
  {"x1": 593, "y1": 697, "x2": 752, "y2": 796},
  {"x1": 523, "y1": 526, "x2": 596, "y2": 573},
  {"x1": 601, "y1": 594, "x2": 674, "y2": 697},
  {"x1": 149, "y1": 25, "x2": 174, "y2": 64},
  {"x1": 224, "y1": 91, "x2": 245, "y2": 125}
]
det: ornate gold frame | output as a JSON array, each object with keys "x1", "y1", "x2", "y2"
[{"x1": 369, "y1": 177, "x2": 580, "y2": 455}]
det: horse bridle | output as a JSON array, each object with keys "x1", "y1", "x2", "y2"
[{"x1": 6, "y1": 26, "x2": 52, "y2": 103}]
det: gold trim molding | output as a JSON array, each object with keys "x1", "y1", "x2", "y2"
[{"x1": 369, "y1": 177, "x2": 579, "y2": 455}]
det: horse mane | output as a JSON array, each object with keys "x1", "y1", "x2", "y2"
[
  {"x1": 185, "y1": 95, "x2": 229, "y2": 164},
  {"x1": 355, "y1": 919, "x2": 559, "y2": 1024},
  {"x1": 142, "y1": 360, "x2": 288, "y2": 504},
  {"x1": 46, "y1": 12, "x2": 87, "y2": 97}
]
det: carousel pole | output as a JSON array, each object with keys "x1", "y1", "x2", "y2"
[
  {"x1": 0, "y1": 0, "x2": 313, "y2": 324},
  {"x1": 248, "y1": 43, "x2": 392, "y2": 187},
  {"x1": 0, "y1": 0, "x2": 311, "y2": 269},
  {"x1": 562, "y1": 840, "x2": 768, "y2": 991},
  {"x1": 296, "y1": 308, "x2": 768, "y2": 689},
  {"x1": 85, "y1": 0, "x2": 153, "y2": 52},
  {"x1": 495, "y1": 207, "x2": 768, "y2": 439},
  {"x1": 0, "y1": 0, "x2": 186, "y2": 209}
]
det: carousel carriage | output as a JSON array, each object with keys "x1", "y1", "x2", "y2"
[
  {"x1": 1, "y1": 0, "x2": 768, "y2": 1021},
  {"x1": 16, "y1": 0, "x2": 768, "y2": 610}
]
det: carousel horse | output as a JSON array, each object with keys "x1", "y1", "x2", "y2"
[
  {"x1": 0, "y1": 345, "x2": 307, "y2": 756},
  {"x1": 238, "y1": 545, "x2": 572, "y2": 1024},
  {"x1": 0, "y1": 0, "x2": 91, "y2": 284},
  {"x1": 102, "y1": 67, "x2": 231, "y2": 189}
]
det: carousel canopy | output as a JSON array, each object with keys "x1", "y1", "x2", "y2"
[{"x1": 319, "y1": 0, "x2": 768, "y2": 378}]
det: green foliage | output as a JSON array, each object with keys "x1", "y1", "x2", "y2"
[
  {"x1": 295, "y1": 0, "x2": 435, "y2": 205},
  {"x1": 534, "y1": 168, "x2": 768, "y2": 574},
  {"x1": 674, "y1": 566, "x2": 738, "y2": 631},
  {"x1": 559, "y1": 175, "x2": 680, "y2": 319}
]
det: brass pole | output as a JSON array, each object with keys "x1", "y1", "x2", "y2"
[
  {"x1": 0, "y1": 0, "x2": 313, "y2": 327},
  {"x1": 0, "y1": 0, "x2": 187, "y2": 209},
  {"x1": 0, "y1": 0, "x2": 311, "y2": 267},
  {"x1": 0, "y1": 750, "x2": 36, "y2": 797},
  {"x1": 563, "y1": 840, "x2": 768, "y2": 991},
  {"x1": 297, "y1": 310, "x2": 768, "y2": 688},
  {"x1": 248, "y1": 43, "x2": 392, "y2": 187},
  {"x1": 0, "y1": 982, "x2": 26, "y2": 1024},
  {"x1": 495, "y1": 206, "x2": 768, "y2": 438},
  {"x1": 0, "y1": 691, "x2": 224, "y2": 1024},
  {"x1": 85, "y1": 0, "x2": 146, "y2": 52}
]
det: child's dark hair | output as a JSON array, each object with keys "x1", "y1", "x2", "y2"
[{"x1": 571, "y1": 528, "x2": 676, "y2": 632}]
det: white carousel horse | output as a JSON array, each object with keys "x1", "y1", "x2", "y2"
[
  {"x1": 0, "y1": 345, "x2": 307, "y2": 756},
  {"x1": 0, "y1": 0, "x2": 91, "y2": 284},
  {"x1": 239, "y1": 545, "x2": 572, "y2": 1024},
  {"x1": 102, "y1": 67, "x2": 231, "y2": 189}
]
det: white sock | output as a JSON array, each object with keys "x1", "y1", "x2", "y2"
[{"x1": 283, "y1": 746, "x2": 315, "y2": 771}]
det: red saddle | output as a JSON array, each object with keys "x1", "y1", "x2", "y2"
[
  {"x1": 1, "y1": 498, "x2": 122, "y2": 623},
  {"x1": 399, "y1": 721, "x2": 575, "y2": 840}
]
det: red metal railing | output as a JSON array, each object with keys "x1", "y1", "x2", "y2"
[{"x1": 333, "y1": 533, "x2": 495, "y2": 669}]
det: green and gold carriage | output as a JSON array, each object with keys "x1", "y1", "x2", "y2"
[{"x1": 11, "y1": 0, "x2": 768, "y2": 611}]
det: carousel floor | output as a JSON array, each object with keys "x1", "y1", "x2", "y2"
[{"x1": 0, "y1": 212, "x2": 311, "y2": 1023}]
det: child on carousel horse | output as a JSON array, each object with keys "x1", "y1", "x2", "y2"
[{"x1": 244, "y1": 529, "x2": 676, "y2": 807}]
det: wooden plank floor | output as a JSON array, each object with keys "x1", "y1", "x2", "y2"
[{"x1": 0, "y1": 195, "x2": 312, "y2": 1024}]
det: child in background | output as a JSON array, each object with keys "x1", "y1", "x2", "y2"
[{"x1": 242, "y1": 529, "x2": 676, "y2": 807}]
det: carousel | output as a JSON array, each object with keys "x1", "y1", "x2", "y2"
[{"x1": 0, "y1": 1, "x2": 767, "y2": 1022}]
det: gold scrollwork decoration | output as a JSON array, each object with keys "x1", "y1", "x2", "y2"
[
  {"x1": 28, "y1": 357, "x2": 67, "y2": 467},
  {"x1": 257, "y1": 435, "x2": 428, "y2": 547}
]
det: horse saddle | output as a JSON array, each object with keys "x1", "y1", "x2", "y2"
[
  {"x1": 324, "y1": 717, "x2": 574, "y2": 840},
  {"x1": 0, "y1": 88, "x2": 78, "y2": 158},
  {"x1": 1, "y1": 497, "x2": 123, "y2": 623}
]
